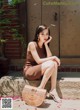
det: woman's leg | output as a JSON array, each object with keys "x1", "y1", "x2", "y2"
[
  {"x1": 49, "y1": 61, "x2": 61, "y2": 102},
  {"x1": 38, "y1": 60, "x2": 55, "y2": 89},
  {"x1": 50, "y1": 61, "x2": 58, "y2": 91},
  {"x1": 38, "y1": 60, "x2": 61, "y2": 102}
]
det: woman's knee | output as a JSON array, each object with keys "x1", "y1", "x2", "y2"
[
  {"x1": 42, "y1": 60, "x2": 55, "y2": 68},
  {"x1": 47, "y1": 60, "x2": 58, "y2": 69},
  {"x1": 41, "y1": 60, "x2": 55, "y2": 73},
  {"x1": 54, "y1": 61, "x2": 58, "y2": 68}
]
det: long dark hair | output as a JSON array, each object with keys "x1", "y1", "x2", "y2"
[{"x1": 33, "y1": 24, "x2": 50, "y2": 44}]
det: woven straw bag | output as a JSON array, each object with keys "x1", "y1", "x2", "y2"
[{"x1": 22, "y1": 85, "x2": 47, "y2": 107}]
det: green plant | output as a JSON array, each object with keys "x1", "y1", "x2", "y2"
[
  {"x1": 9, "y1": 0, "x2": 25, "y2": 5},
  {"x1": 11, "y1": 28, "x2": 27, "y2": 57},
  {"x1": 0, "y1": 0, "x2": 26, "y2": 58}
]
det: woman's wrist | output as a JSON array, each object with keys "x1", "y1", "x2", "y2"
[{"x1": 44, "y1": 42, "x2": 48, "y2": 46}]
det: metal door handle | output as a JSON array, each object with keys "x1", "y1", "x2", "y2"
[{"x1": 54, "y1": 12, "x2": 58, "y2": 21}]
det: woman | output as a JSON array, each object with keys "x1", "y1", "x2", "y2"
[{"x1": 23, "y1": 24, "x2": 61, "y2": 103}]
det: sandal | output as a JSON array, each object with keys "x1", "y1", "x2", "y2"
[{"x1": 49, "y1": 90, "x2": 62, "y2": 103}]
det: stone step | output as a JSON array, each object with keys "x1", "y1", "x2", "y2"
[
  {"x1": 9, "y1": 59, "x2": 80, "y2": 72},
  {"x1": 29, "y1": 78, "x2": 80, "y2": 99},
  {"x1": 0, "y1": 71, "x2": 80, "y2": 99},
  {"x1": 58, "y1": 72, "x2": 80, "y2": 79}
]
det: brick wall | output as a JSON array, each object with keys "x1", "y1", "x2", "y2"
[
  {"x1": 2, "y1": 3, "x2": 22, "y2": 59},
  {"x1": 58, "y1": 65, "x2": 80, "y2": 72},
  {"x1": 10, "y1": 65, "x2": 80, "y2": 72}
]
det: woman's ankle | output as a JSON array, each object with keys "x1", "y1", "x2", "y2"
[
  {"x1": 49, "y1": 89, "x2": 61, "y2": 103},
  {"x1": 50, "y1": 88, "x2": 56, "y2": 93}
]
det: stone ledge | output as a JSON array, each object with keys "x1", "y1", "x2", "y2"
[
  {"x1": 0, "y1": 76, "x2": 29, "y2": 97},
  {"x1": 58, "y1": 78, "x2": 80, "y2": 99},
  {"x1": 0, "y1": 76, "x2": 80, "y2": 99},
  {"x1": 29, "y1": 78, "x2": 80, "y2": 99}
]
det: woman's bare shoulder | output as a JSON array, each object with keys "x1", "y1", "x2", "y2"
[
  {"x1": 28, "y1": 41, "x2": 36, "y2": 47},
  {"x1": 28, "y1": 41, "x2": 37, "y2": 50}
]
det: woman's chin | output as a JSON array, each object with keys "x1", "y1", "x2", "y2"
[{"x1": 44, "y1": 40, "x2": 47, "y2": 43}]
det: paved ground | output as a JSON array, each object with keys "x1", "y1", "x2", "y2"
[
  {"x1": 0, "y1": 71, "x2": 80, "y2": 109},
  {"x1": 0, "y1": 97, "x2": 80, "y2": 110}
]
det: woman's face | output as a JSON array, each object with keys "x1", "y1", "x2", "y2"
[{"x1": 38, "y1": 29, "x2": 49, "y2": 43}]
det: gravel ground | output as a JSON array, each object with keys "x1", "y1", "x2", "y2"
[{"x1": 0, "y1": 97, "x2": 80, "y2": 110}]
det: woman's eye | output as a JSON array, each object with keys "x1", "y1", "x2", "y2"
[{"x1": 41, "y1": 33, "x2": 48, "y2": 36}]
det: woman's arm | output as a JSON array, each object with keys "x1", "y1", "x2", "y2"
[
  {"x1": 44, "y1": 36, "x2": 52, "y2": 57},
  {"x1": 44, "y1": 43, "x2": 52, "y2": 57},
  {"x1": 28, "y1": 42, "x2": 58, "y2": 64},
  {"x1": 44, "y1": 36, "x2": 61, "y2": 65}
]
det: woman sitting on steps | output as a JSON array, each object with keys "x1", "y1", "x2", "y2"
[{"x1": 23, "y1": 24, "x2": 61, "y2": 103}]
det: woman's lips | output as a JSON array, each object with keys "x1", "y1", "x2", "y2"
[{"x1": 44, "y1": 39, "x2": 47, "y2": 41}]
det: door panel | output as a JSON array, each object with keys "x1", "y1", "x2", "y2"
[
  {"x1": 27, "y1": 0, "x2": 80, "y2": 64},
  {"x1": 27, "y1": 0, "x2": 60, "y2": 57},
  {"x1": 60, "y1": 0, "x2": 80, "y2": 57},
  {"x1": 42, "y1": 0, "x2": 60, "y2": 56},
  {"x1": 27, "y1": 0, "x2": 41, "y2": 41}
]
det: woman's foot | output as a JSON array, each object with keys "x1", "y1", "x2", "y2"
[{"x1": 49, "y1": 89, "x2": 62, "y2": 103}]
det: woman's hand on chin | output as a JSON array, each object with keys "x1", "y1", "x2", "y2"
[{"x1": 44, "y1": 36, "x2": 52, "y2": 45}]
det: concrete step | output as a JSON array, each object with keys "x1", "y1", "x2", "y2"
[
  {"x1": 9, "y1": 59, "x2": 80, "y2": 72},
  {"x1": 58, "y1": 72, "x2": 80, "y2": 79},
  {"x1": 29, "y1": 77, "x2": 80, "y2": 99},
  {"x1": 0, "y1": 71, "x2": 80, "y2": 99}
]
